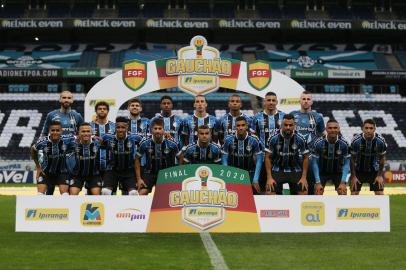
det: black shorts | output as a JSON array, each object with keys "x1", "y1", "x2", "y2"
[
  {"x1": 38, "y1": 173, "x2": 69, "y2": 186},
  {"x1": 350, "y1": 171, "x2": 384, "y2": 192},
  {"x1": 319, "y1": 173, "x2": 343, "y2": 190},
  {"x1": 70, "y1": 175, "x2": 103, "y2": 189},
  {"x1": 103, "y1": 170, "x2": 137, "y2": 190},
  {"x1": 140, "y1": 171, "x2": 158, "y2": 191},
  {"x1": 271, "y1": 171, "x2": 306, "y2": 195}
]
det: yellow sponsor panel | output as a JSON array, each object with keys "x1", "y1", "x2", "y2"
[
  {"x1": 279, "y1": 98, "x2": 300, "y2": 106},
  {"x1": 301, "y1": 202, "x2": 325, "y2": 226},
  {"x1": 80, "y1": 202, "x2": 104, "y2": 226},
  {"x1": 25, "y1": 208, "x2": 69, "y2": 221},
  {"x1": 336, "y1": 208, "x2": 380, "y2": 220},
  {"x1": 88, "y1": 99, "x2": 116, "y2": 107}
]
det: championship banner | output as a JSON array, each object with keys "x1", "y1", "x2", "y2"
[{"x1": 147, "y1": 164, "x2": 260, "y2": 232}]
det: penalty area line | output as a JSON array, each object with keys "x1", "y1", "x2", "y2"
[{"x1": 200, "y1": 232, "x2": 230, "y2": 270}]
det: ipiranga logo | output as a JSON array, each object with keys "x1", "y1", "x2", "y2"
[
  {"x1": 25, "y1": 208, "x2": 69, "y2": 221},
  {"x1": 336, "y1": 208, "x2": 380, "y2": 220}
]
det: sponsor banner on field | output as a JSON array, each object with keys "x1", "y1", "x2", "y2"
[
  {"x1": 290, "y1": 19, "x2": 352, "y2": 30},
  {"x1": 366, "y1": 70, "x2": 406, "y2": 80},
  {"x1": 63, "y1": 68, "x2": 100, "y2": 78},
  {"x1": 16, "y1": 196, "x2": 152, "y2": 232},
  {"x1": 0, "y1": 69, "x2": 60, "y2": 78},
  {"x1": 359, "y1": 20, "x2": 406, "y2": 31},
  {"x1": 147, "y1": 164, "x2": 260, "y2": 232},
  {"x1": 217, "y1": 19, "x2": 282, "y2": 29},
  {"x1": 384, "y1": 170, "x2": 406, "y2": 183},
  {"x1": 73, "y1": 19, "x2": 137, "y2": 28},
  {"x1": 291, "y1": 69, "x2": 328, "y2": 78},
  {"x1": 255, "y1": 196, "x2": 390, "y2": 232},
  {"x1": 145, "y1": 19, "x2": 210, "y2": 29},
  {"x1": 328, "y1": 69, "x2": 365, "y2": 79},
  {"x1": 0, "y1": 170, "x2": 34, "y2": 184},
  {"x1": 1, "y1": 19, "x2": 65, "y2": 28}
]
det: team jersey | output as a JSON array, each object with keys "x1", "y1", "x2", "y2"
[
  {"x1": 137, "y1": 138, "x2": 179, "y2": 174},
  {"x1": 267, "y1": 132, "x2": 309, "y2": 173},
  {"x1": 91, "y1": 120, "x2": 115, "y2": 171},
  {"x1": 151, "y1": 113, "x2": 183, "y2": 147},
  {"x1": 218, "y1": 113, "x2": 252, "y2": 143},
  {"x1": 102, "y1": 134, "x2": 143, "y2": 172},
  {"x1": 222, "y1": 134, "x2": 263, "y2": 179},
  {"x1": 129, "y1": 117, "x2": 150, "y2": 137},
  {"x1": 290, "y1": 110, "x2": 325, "y2": 150},
  {"x1": 66, "y1": 139, "x2": 104, "y2": 177},
  {"x1": 41, "y1": 109, "x2": 83, "y2": 137},
  {"x1": 250, "y1": 110, "x2": 284, "y2": 146},
  {"x1": 312, "y1": 136, "x2": 351, "y2": 174},
  {"x1": 183, "y1": 142, "x2": 221, "y2": 164},
  {"x1": 350, "y1": 133, "x2": 387, "y2": 173},
  {"x1": 182, "y1": 114, "x2": 218, "y2": 145},
  {"x1": 33, "y1": 136, "x2": 74, "y2": 175}
]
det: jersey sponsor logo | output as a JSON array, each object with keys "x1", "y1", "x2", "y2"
[
  {"x1": 247, "y1": 60, "x2": 271, "y2": 91},
  {"x1": 81, "y1": 202, "x2": 104, "y2": 226},
  {"x1": 25, "y1": 208, "x2": 69, "y2": 221},
  {"x1": 116, "y1": 208, "x2": 146, "y2": 221},
  {"x1": 260, "y1": 209, "x2": 290, "y2": 218},
  {"x1": 122, "y1": 59, "x2": 147, "y2": 91},
  {"x1": 336, "y1": 208, "x2": 380, "y2": 220},
  {"x1": 169, "y1": 166, "x2": 238, "y2": 230},
  {"x1": 166, "y1": 36, "x2": 231, "y2": 95},
  {"x1": 301, "y1": 202, "x2": 325, "y2": 226}
]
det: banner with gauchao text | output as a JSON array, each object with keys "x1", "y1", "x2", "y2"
[{"x1": 146, "y1": 164, "x2": 260, "y2": 232}]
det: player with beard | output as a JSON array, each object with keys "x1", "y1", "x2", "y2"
[
  {"x1": 40, "y1": 90, "x2": 83, "y2": 195},
  {"x1": 127, "y1": 98, "x2": 150, "y2": 137},
  {"x1": 265, "y1": 114, "x2": 309, "y2": 195},
  {"x1": 312, "y1": 119, "x2": 350, "y2": 195},
  {"x1": 218, "y1": 94, "x2": 252, "y2": 145},
  {"x1": 181, "y1": 125, "x2": 221, "y2": 165},
  {"x1": 222, "y1": 116, "x2": 263, "y2": 194},
  {"x1": 350, "y1": 119, "x2": 387, "y2": 195},
  {"x1": 290, "y1": 90, "x2": 325, "y2": 195},
  {"x1": 135, "y1": 118, "x2": 179, "y2": 195}
]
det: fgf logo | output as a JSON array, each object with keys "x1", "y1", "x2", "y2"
[{"x1": 301, "y1": 202, "x2": 325, "y2": 226}]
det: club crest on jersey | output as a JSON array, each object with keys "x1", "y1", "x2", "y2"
[
  {"x1": 247, "y1": 60, "x2": 271, "y2": 91},
  {"x1": 123, "y1": 59, "x2": 147, "y2": 91},
  {"x1": 166, "y1": 36, "x2": 232, "y2": 96}
]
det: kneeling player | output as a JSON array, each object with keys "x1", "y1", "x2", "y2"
[
  {"x1": 265, "y1": 114, "x2": 309, "y2": 195},
  {"x1": 101, "y1": 117, "x2": 143, "y2": 196},
  {"x1": 31, "y1": 121, "x2": 71, "y2": 195},
  {"x1": 181, "y1": 125, "x2": 221, "y2": 165},
  {"x1": 312, "y1": 119, "x2": 350, "y2": 195},
  {"x1": 67, "y1": 123, "x2": 103, "y2": 195},
  {"x1": 350, "y1": 119, "x2": 387, "y2": 195},
  {"x1": 135, "y1": 118, "x2": 179, "y2": 195}
]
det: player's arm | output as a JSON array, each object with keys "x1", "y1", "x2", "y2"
[
  {"x1": 350, "y1": 154, "x2": 360, "y2": 190},
  {"x1": 40, "y1": 113, "x2": 51, "y2": 137},
  {"x1": 211, "y1": 118, "x2": 219, "y2": 144},
  {"x1": 298, "y1": 153, "x2": 309, "y2": 192},
  {"x1": 30, "y1": 144, "x2": 44, "y2": 179},
  {"x1": 374, "y1": 153, "x2": 386, "y2": 190},
  {"x1": 264, "y1": 151, "x2": 276, "y2": 193},
  {"x1": 135, "y1": 155, "x2": 146, "y2": 190},
  {"x1": 311, "y1": 155, "x2": 323, "y2": 195},
  {"x1": 217, "y1": 120, "x2": 225, "y2": 145},
  {"x1": 337, "y1": 157, "x2": 350, "y2": 195},
  {"x1": 252, "y1": 151, "x2": 264, "y2": 193}
]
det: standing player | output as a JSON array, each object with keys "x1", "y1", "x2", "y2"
[
  {"x1": 251, "y1": 92, "x2": 284, "y2": 192},
  {"x1": 66, "y1": 123, "x2": 103, "y2": 195},
  {"x1": 312, "y1": 119, "x2": 350, "y2": 195},
  {"x1": 181, "y1": 125, "x2": 221, "y2": 165},
  {"x1": 182, "y1": 95, "x2": 218, "y2": 146},
  {"x1": 291, "y1": 90, "x2": 325, "y2": 195},
  {"x1": 101, "y1": 117, "x2": 143, "y2": 196},
  {"x1": 150, "y1": 95, "x2": 184, "y2": 148},
  {"x1": 222, "y1": 116, "x2": 263, "y2": 194},
  {"x1": 41, "y1": 90, "x2": 83, "y2": 195},
  {"x1": 127, "y1": 98, "x2": 150, "y2": 137},
  {"x1": 265, "y1": 114, "x2": 309, "y2": 195},
  {"x1": 41, "y1": 90, "x2": 83, "y2": 138},
  {"x1": 135, "y1": 118, "x2": 179, "y2": 195},
  {"x1": 350, "y1": 119, "x2": 387, "y2": 195},
  {"x1": 218, "y1": 94, "x2": 252, "y2": 145},
  {"x1": 31, "y1": 121, "x2": 71, "y2": 195}
]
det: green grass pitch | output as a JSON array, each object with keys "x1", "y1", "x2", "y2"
[{"x1": 1, "y1": 195, "x2": 405, "y2": 270}]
